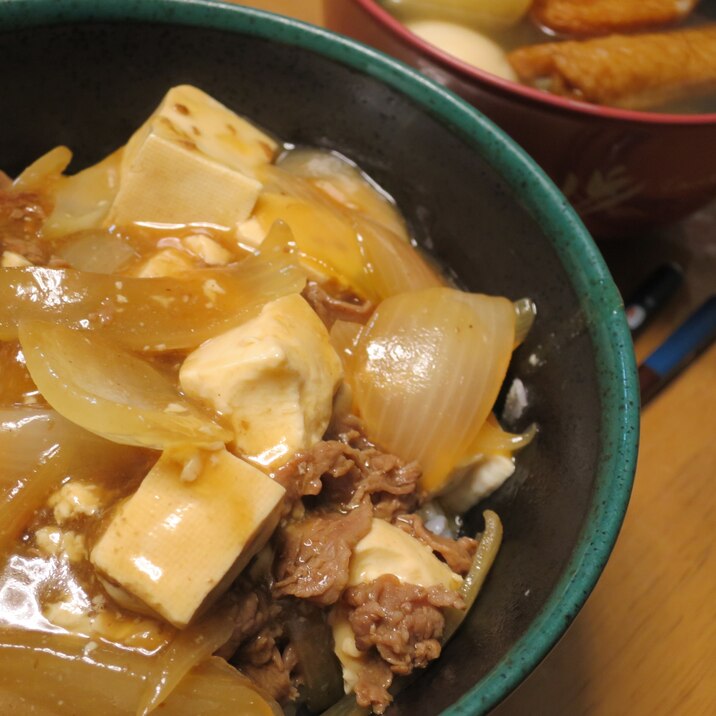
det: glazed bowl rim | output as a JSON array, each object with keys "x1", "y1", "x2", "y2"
[
  {"x1": 349, "y1": 0, "x2": 716, "y2": 126},
  {"x1": 0, "y1": 1, "x2": 639, "y2": 713}
]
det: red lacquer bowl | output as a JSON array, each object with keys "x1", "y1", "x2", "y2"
[{"x1": 325, "y1": 0, "x2": 716, "y2": 237}]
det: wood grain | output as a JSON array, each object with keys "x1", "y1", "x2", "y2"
[
  {"x1": 225, "y1": 0, "x2": 324, "y2": 24},
  {"x1": 229, "y1": 4, "x2": 716, "y2": 712}
]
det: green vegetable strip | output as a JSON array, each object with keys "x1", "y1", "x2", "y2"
[
  {"x1": 287, "y1": 607, "x2": 344, "y2": 713},
  {"x1": 444, "y1": 510, "x2": 503, "y2": 642}
]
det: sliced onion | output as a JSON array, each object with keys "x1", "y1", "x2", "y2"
[
  {"x1": 0, "y1": 411, "x2": 149, "y2": 553},
  {"x1": 56, "y1": 229, "x2": 137, "y2": 274},
  {"x1": 0, "y1": 342, "x2": 37, "y2": 406},
  {"x1": 0, "y1": 407, "x2": 86, "y2": 483},
  {"x1": 460, "y1": 413, "x2": 537, "y2": 462},
  {"x1": 513, "y1": 297, "x2": 536, "y2": 347},
  {"x1": 0, "y1": 631, "x2": 281, "y2": 716},
  {"x1": 253, "y1": 189, "x2": 370, "y2": 295},
  {"x1": 0, "y1": 251, "x2": 306, "y2": 350},
  {"x1": 329, "y1": 319, "x2": 363, "y2": 373},
  {"x1": 18, "y1": 320, "x2": 230, "y2": 450},
  {"x1": 286, "y1": 605, "x2": 344, "y2": 712},
  {"x1": 12, "y1": 145, "x2": 72, "y2": 191},
  {"x1": 277, "y1": 148, "x2": 407, "y2": 238},
  {"x1": 44, "y1": 149, "x2": 123, "y2": 239},
  {"x1": 349, "y1": 288, "x2": 515, "y2": 495},
  {"x1": 353, "y1": 214, "x2": 443, "y2": 299},
  {"x1": 137, "y1": 601, "x2": 238, "y2": 715},
  {"x1": 258, "y1": 165, "x2": 441, "y2": 302}
]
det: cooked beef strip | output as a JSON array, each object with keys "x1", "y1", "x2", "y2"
[
  {"x1": 219, "y1": 583, "x2": 299, "y2": 704},
  {"x1": 217, "y1": 587, "x2": 276, "y2": 659},
  {"x1": 238, "y1": 634, "x2": 298, "y2": 704},
  {"x1": 393, "y1": 513, "x2": 477, "y2": 575},
  {"x1": 327, "y1": 447, "x2": 421, "y2": 520},
  {"x1": 273, "y1": 419, "x2": 422, "y2": 519},
  {"x1": 353, "y1": 656, "x2": 394, "y2": 715},
  {"x1": 341, "y1": 575, "x2": 465, "y2": 714},
  {"x1": 273, "y1": 440, "x2": 355, "y2": 511},
  {"x1": 273, "y1": 500, "x2": 372, "y2": 606},
  {"x1": 345, "y1": 574, "x2": 464, "y2": 675},
  {"x1": 302, "y1": 279, "x2": 374, "y2": 329},
  {"x1": 230, "y1": 415, "x2": 474, "y2": 710}
]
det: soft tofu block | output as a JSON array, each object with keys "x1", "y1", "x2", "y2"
[
  {"x1": 181, "y1": 234, "x2": 233, "y2": 266},
  {"x1": 107, "y1": 85, "x2": 278, "y2": 229},
  {"x1": 108, "y1": 132, "x2": 261, "y2": 228},
  {"x1": 132, "y1": 247, "x2": 197, "y2": 278},
  {"x1": 179, "y1": 294, "x2": 343, "y2": 466},
  {"x1": 348, "y1": 518, "x2": 462, "y2": 591},
  {"x1": 90, "y1": 449, "x2": 285, "y2": 628},
  {"x1": 124, "y1": 85, "x2": 278, "y2": 176}
]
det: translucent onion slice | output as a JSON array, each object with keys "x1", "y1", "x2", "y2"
[
  {"x1": 56, "y1": 229, "x2": 137, "y2": 274},
  {"x1": 18, "y1": 320, "x2": 230, "y2": 449},
  {"x1": 350, "y1": 287, "x2": 515, "y2": 494},
  {"x1": 12, "y1": 145, "x2": 72, "y2": 191},
  {"x1": 13, "y1": 146, "x2": 123, "y2": 238},
  {"x1": 0, "y1": 251, "x2": 306, "y2": 350},
  {"x1": 0, "y1": 631, "x2": 280, "y2": 716},
  {"x1": 45, "y1": 150, "x2": 123, "y2": 239},
  {"x1": 277, "y1": 148, "x2": 407, "y2": 238},
  {"x1": 258, "y1": 166, "x2": 441, "y2": 302},
  {"x1": 0, "y1": 413, "x2": 147, "y2": 553},
  {"x1": 0, "y1": 444, "x2": 65, "y2": 553},
  {"x1": 0, "y1": 407, "x2": 87, "y2": 483},
  {"x1": 354, "y1": 213, "x2": 443, "y2": 299},
  {"x1": 513, "y1": 297, "x2": 536, "y2": 347},
  {"x1": 137, "y1": 601, "x2": 238, "y2": 715},
  {"x1": 0, "y1": 342, "x2": 37, "y2": 406},
  {"x1": 253, "y1": 190, "x2": 370, "y2": 296},
  {"x1": 329, "y1": 319, "x2": 363, "y2": 373},
  {"x1": 460, "y1": 413, "x2": 537, "y2": 461}
]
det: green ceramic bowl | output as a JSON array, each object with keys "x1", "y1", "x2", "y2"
[{"x1": 0, "y1": 1, "x2": 639, "y2": 713}]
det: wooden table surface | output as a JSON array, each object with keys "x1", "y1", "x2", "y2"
[{"x1": 235, "y1": 3, "x2": 716, "y2": 713}]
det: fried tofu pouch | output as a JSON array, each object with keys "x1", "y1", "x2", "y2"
[
  {"x1": 508, "y1": 25, "x2": 716, "y2": 110},
  {"x1": 530, "y1": 0, "x2": 699, "y2": 36}
]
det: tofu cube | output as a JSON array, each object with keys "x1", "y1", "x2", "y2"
[
  {"x1": 132, "y1": 248, "x2": 197, "y2": 278},
  {"x1": 90, "y1": 449, "x2": 285, "y2": 627},
  {"x1": 348, "y1": 518, "x2": 462, "y2": 591},
  {"x1": 179, "y1": 294, "x2": 343, "y2": 467},
  {"x1": 108, "y1": 132, "x2": 261, "y2": 228},
  {"x1": 181, "y1": 234, "x2": 233, "y2": 266},
  {"x1": 107, "y1": 85, "x2": 278, "y2": 229}
]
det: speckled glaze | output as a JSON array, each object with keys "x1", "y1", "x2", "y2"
[{"x1": 0, "y1": 2, "x2": 638, "y2": 714}]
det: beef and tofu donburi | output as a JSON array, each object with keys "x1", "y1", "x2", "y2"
[{"x1": 0, "y1": 86, "x2": 535, "y2": 715}]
